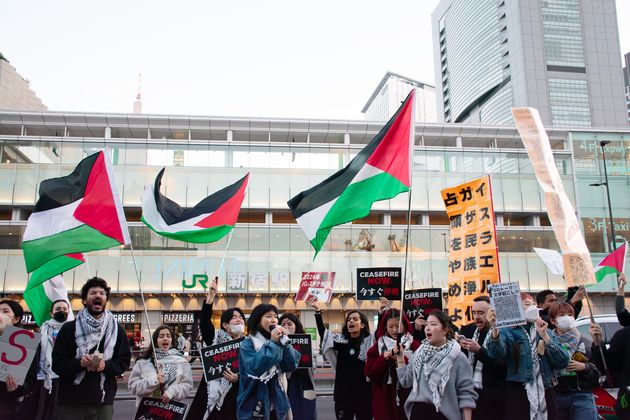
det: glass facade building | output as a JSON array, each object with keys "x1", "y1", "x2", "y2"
[{"x1": 0, "y1": 111, "x2": 628, "y2": 337}]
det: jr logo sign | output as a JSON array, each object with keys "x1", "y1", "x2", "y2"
[{"x1": 182, "y1": 274, "x2": 209, "y2": 289}]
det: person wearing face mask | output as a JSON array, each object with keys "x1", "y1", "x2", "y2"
[
  {"x1": 0, "y1": 300, "x2": 38, "y2": 420},
  {"x1": 395, "y1": 311, "x2": 477, "y2": 420},
  {"x1": 547, "y1": 302, "x2": 599, "y2": 420},
  {"x1": 31, "y1": 300, "x2": 72, "y2": 420},
  {"x1": 237, "y1": 303, "x2": 300, "y2": 420},
  {"x1": 52, "y1": 277, "x2": 131, "y2": 420},
  {"x1": 307, "y1": 296, "x2": 374, "y2": 420},
  {"x1": 129, "y1": 325, "x2": 193, "y2": 406},
  {"x1": 279, "y1": 312, "x2": 317, "y2": 420},
  {"x1": 486, "y1": 292, "x2": 569, "y2": 420},
  {"x1": 187, "y1": 277, "x2": 247, "y2": 420},
  {"x1": 365, "y1": 308, "x2": 420, "y2": 420}
]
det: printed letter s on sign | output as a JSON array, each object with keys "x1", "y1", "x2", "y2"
[{"x1": 1, "y1": 329, "x2": 34, "y2": 365}]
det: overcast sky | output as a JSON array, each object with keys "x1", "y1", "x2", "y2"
[{"x1": 1, "y1": 0, "x2": 628, "y2": 120}]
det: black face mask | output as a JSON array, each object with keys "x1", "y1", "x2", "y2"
[{"x1": 53, "y1": 311, "x2": 68, "y2": 322}]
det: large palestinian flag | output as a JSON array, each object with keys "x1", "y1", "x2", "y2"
[
  {"x1": 22, "y1": 150, "x2": 130, "y2": 285},
  {"x1": 288, "y1": 90, "x2": 415, "y2": 256},
  {"x1": 141, "y1": 169, "x2": 249, "y2": 243}
]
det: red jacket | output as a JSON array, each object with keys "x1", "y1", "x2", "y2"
[{"x1": 364, "y1": 310, "x2": 420, "y2": 420}]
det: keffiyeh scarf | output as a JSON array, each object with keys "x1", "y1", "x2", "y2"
[
  {"x1": 321, "y1": 329, "x2": 373, "y2": 368},
  {"x1": 467, "y1": 328, "x2": 492, "y2": 390},
  {"x1": 524, "y1": 324, "x2": 547, "y2": 420},
  {"x1": 205, "y1": 329, "x2": 238, "y2": 419},
  {"x1": 155, "y1": 349, "x2": 185, "y2": 389},
  {"x1": 74, "y1": 309, "x2": 117, "y2": 400},
  {"x1": 39, "y1": 318, "x2": 65, "y2": 392},
  {"x1": 413, "y1": 339, "x2": 460, "y2": 412}
]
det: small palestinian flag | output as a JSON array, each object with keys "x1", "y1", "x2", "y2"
[
  {"x1": 25, "y1": 274, "x2": 76, "y2": 326},
  {"x1": 288, "y1": 90, "x2": 415, "y2": 256},
  {"x1": 141, "y1": 169, "x2": 249, "y2": 243},
  {"x1": 22, "y1": 150, "x2": 130, "y2": 286},
  {"x1": 594, "y1": 242, "x2": 627, "y2": 283}
]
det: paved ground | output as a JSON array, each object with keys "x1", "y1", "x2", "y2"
[{"x1": 114, "y1": 394, "x2": 337, "y2": 419}]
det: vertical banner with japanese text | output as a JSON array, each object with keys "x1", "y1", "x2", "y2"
[
  {"x1": 441, "y1": 175, "x2": 500, "y2": 327},
  {"x1": 512, "y1": 108, "x2": 596, "y2": 286}
]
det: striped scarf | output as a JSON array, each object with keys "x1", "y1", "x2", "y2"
[{"x1": 413, "y1": 339, "x2": 461, "y2": 412}]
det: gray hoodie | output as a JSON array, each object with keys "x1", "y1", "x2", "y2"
[{"x1": 397, "y1": 350, "x2": 477, "y2": 420}]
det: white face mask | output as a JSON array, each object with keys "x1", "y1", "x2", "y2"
[
  {"x1": 524, "y1": 305, "x2": 540, "y2": 322},
  {"x1": 556, "y1": 315, "x2": 576, "y2": 331},
  {"x1": 229, "y1": 324, "x2": 245, "y2": 335}
]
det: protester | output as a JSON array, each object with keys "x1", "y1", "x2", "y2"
[
  {"x1": 309, "y1": 297, "x2": 373, "y2": 420},
  {"x1": 237, "y1": 303, "x2": 300, "y2": 420},
  {"x1": 486, "y1": 292, "x2": 570, "y2": 420},
  {"x1": 615, "y1": 273, "x2": 630, "y2": 327},
  {"x1": 187, "y1": 277, "x2": 246, "y2": 420},
  {"x1": 365, "y1": 308, "x2": 420, "y2": 420},
  {"x1": 32, "y1": 299, "x2": 71, "y2": 420},
  {"x1": 177, "y1": 331, "x2": 186, "y2": 351},
  {"x1": 52, "y1": 277, "x2": 131, "y2": 420},
  {"x1": 129, "y1": 325, "x2": 193, "y2": 406},
  {"x1": 395, "y1": 310, "x2": 477, "y2": 420},
  {"x1": 279, "y1": 312, "x2": 317, "y2": 420},
  {"x1": 590, "y1": 321, "x2": 630, "y2": 418},
  {"x1": 458, "y1": 295, "x2": 506, "y2": 419},
  {"x1": 537, "y1": 287, "x2": 584, "y2": 326},
  {"x1": 547, "y1": 302, "x2": 599, "y2": 419},
  {"x1": 183, "y1": 335, "x2": 192, "y2": 356},
  {"x1": 0, "y1": 300, "x2": 37, "y2": 420}
]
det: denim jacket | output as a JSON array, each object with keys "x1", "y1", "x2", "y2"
[
  {"x1": 485, "y1": 324, "x2": 569, "y2": 389},
  {"x1": 237, "y1": 336, "x2": 301, "y2": 420}
]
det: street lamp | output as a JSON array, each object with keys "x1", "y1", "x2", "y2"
[{"x1": 589, "y1": 140, "x2": 617, "y2": 252}]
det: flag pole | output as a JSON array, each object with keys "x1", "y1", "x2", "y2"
[
  {"x1": 216, "y1": 230, "x2": 234, "y2": 281},
  {"x1": 399, "y1": 188, "x2": 413, "y2": 335}
]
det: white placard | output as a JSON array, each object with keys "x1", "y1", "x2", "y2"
[
  {"x1": 0, "y1": 326, "x2": 41, "y2": 385},
  {"x1": 533, "y1": 247, "x2": 564, "y2": 275},
  {"x1": 489, "y1": 282, "x2": 526, "y2": 329}
]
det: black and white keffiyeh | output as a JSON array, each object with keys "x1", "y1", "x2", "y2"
[
  {"x1": 73, "y1": 309, "x2": 117, "y2": 399},
  {"x1": 413, "y1": 339, "x2": 461, "y2": 412},
  {"x1": 205, "y1": 329, "x2": 237, "y2": 419},
  {"x1": 155, "y1": 348, "x2": 186, "y2": 388},
  {"x1": 524, "y1": 324, "x2": 547, "y2": 420},
  {"x1": 467, "y1": 328, "x2": 492, "y2": 389},
  {"x1": 39, "y1": 318, "x2": 65, "y2": 392},
  {"x1": 321, "y1": 329, "x2": 373, "y2": 368}
]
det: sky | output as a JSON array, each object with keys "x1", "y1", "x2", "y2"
[{"x1": 1, "y1": 0, "x2": 628, "y2": 120}]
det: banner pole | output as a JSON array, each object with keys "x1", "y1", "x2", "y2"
[
  {"x1": 582, "y1": 285, "x2": 611, "y2": 384},
  {"x1": 216, "y1": 230, "x2": 234, "y2": 281},
  {"x1": 399, "y1": 188, "x2": 414, "y2": 335}
]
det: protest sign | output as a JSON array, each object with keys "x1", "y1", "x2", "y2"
[
  {"x1": 288, "y1": 334, "x2": 313, "y2": 368},
  {"x1": 533, "y1": 247, "x2": 564, "y2": 275},
  {"x1": 0, "y1": 326, "x2": 41, "y2": 385},
  {"x1": 134, "y1": 397, "x2": 188, "y2": 420},
  {"x1": 295, "y1": 272, "x2": 335, "y2": 302},
  {"x1": 489, "y1": 282, "x2": 526, "y2": 328},
  {"x1": 200, "y1": 337, "x2": 244, "y2": 382},
  {"x1": 513, "y1": 108, "x2": 596, "y2": 286},
  {"x1": 402, "y1": 288, "x2": 443, "y2": 321},
  {"x1": 356, "y1": 267, "x2": 401, "y2": 301},
  {"x1": 441, "y1": 175, "x2": 500, "y2": 327}
]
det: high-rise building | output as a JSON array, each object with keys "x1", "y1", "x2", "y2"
[
  {"x1": 623, "y1": 52, "x2": 630, "y2": 123},
  {"x1": 0, "y1": 55, "x2": 47, "y2": 112},
  {"x1": 432, "y1": 0, "x2": 628, "y2": 128},
  {"x1": 362, "y1": 72, "x2": 437, "y2": 122}
]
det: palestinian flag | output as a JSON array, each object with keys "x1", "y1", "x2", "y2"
[
  {"x1": 141, "y1": 169, "x2": 249, "y2": 243},
  {"x1": 25, "y1": 274, "x2": 76, "y2": 326},
  {"x1": 288, "y1": 90, "x2": 415, "y2": 256},
  {"x1": 22, "y1": 150, "x2": 130, "y2": 286},
  {"x1": 594, "y1": 242, "x2": 627, "y2": 283}
]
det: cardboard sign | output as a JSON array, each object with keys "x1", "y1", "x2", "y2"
[
  {"x1": 356, "y1": 267, "x2": 402, "y2": 301},
  {"x1": 533, "y1": 247, "x2": 564, "y2": 275},
  {"x1": 489, "y1": 282, "x2": 526, "y2": 329},
  {"x1": 295, "y1": 272, "x2": 335, "y2": 302},
  {"x1": 134, "y1": 397, "x2": 188, "y2": 420},
  {"x1": 441, "y1": 175, "x2": 501, "y2": 327},
  {"x1": 288, "y1": 334, "x2": 313, "y2": 368},
  {"x1": 200, "y1": 337, "x2": 245, "y2": 382},
  {"x1": 0, "y1": 326, "x2": 41, "y2": 386},
  {"x1": 403, "y1": 288, "x2": 443, "y2": 321}
]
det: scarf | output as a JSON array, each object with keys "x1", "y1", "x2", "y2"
[
  {"x1": 205, "y1": 329, "x2": 237, "y2": 419},
  {"x1": 378, "y1": 334, "x2": 413, "y2": 384},
  {"x1": 155, "y1": 349, "x2": 186, "y2": 389},
  {"x1": 413, "y1": 339, "x2": 460, "y2": 412},
  {"x1": 321, "y1": 329, "x2": 373, "y2": 369},
  {"x1": 467, "y1": 328, "x2": 492, "y2": 390},
  {"x1": 73, "y1": 309, "x2": 117, "y2": 401},
  {"x1": 39, "y1": 318, "x2": 65, "y2": 392},
  {"x1": 248, "y1": 333, "x2": 280, "y2": 383},
  {"x1": 555, "y1": 328, "x2": 580, "y2": 358},
  {"x1": 523, "y1": 324, "x2": 547, "y2": 420}
]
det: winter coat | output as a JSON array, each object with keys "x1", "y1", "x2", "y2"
[
  {"x1": 236, "y1": 335, "x2": 300, "y2": 420},
  {"x1": 287, "y1": 368, "x2": 316, "y2": 420},
  {"x1": 128, "y1": 357, "x2": 193, "y2": 406}
]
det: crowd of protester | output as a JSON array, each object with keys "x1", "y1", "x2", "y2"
[{"x1": 0, "y1": 272, "x2": 628, "y2": 420}]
